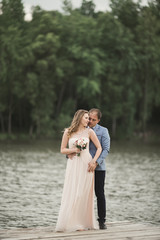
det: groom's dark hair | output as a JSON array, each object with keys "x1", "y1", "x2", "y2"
[{"x1": 89, "y1": 108, "x2": 102, "y2": 120}]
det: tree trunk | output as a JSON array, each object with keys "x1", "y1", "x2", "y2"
[
  {"x1": 0, "y1": 113, "x2": 5, "y2": 133},
  {"x1": 56, "y1": 82, "x2": 66, "y2": 116},
  {"x1": 29, "y1": 124, "x2": 33, "y2": 138},
  {"x1": 8, "y1": 103, "x2": 13, "y2": 135},
  {"x1": 19, "y1": 105, "x2": 23, "y2": 132},
  {"x1": 8, "y1": 94, "x2": 14, "y2": 135},
  {"x1": 112, "y1": 116, "x2": 116, "y2": 138},
  {"x1": 36, "y1": 119, "x2": 41, "y2": 137},
  {"x1": 8, "y1": 110, "x2": 12, "y2": 135},
  {"x1": 142, "y1": 74, "x2": 148, "y2": 136}
]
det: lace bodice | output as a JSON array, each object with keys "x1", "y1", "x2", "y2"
[{"x1": 68, "y1": 128, "x2": 90, "y2": 155}]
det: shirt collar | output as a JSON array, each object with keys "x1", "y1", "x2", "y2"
[{"x1": 92, "y1": 124, "x2": 98, "y2": 130}]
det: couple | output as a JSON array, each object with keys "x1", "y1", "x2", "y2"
[{"x1": 55, "y1": 108, "x2": 110, "y2": 232}]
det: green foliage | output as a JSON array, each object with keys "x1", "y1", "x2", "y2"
[
  {"x1": 54, "y1": 99, "x2": 75, "y2": 136},
  {"x1": 135, "y1": 6, "x2": 160, "y2": 132},
  {"x1": 0, "y1": 0, "x2": 160, "y2": 139},
  {"x1": 1, "y1": 0, "x2": 24, "y2": 26},
  {"x1": 80, "y1": 0, "x2": 95, "y2": 17},
  {"x1": 62, "y1": 0, "x2": 72, "y2": 13},
  {"x1": 110, "y1": 0, "x2": 140, "y2": 29}
]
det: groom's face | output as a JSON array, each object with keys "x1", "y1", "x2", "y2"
[{"x1": 88, "y1": 112, "x2": 100, "y2": 128}]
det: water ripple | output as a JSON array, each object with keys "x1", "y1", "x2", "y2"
[{"x1": 0, "y1": 142, "x2": 160, "y2": 228}]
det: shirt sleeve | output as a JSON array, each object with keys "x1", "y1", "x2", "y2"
[{"x1": 96, "y1": 128, "x2": 110, "y2": 166}]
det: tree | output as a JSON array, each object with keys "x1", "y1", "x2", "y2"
[
  {"x1": 62, "y1": 0, "x2": 72, "y2": 13},
  {"x1": 0, "y1": 0, "x2": 159, "y2": 139},
  {"x1": 80, "y1": 0, "x2": 96, "y2": 17},
  {"x1": 1, "y1": 0, "x2": 24, "y2": 26},
  {"x1": 110, "y1": 0, "x2": 140, "y2": 30},
  {"x1": 23, "y1": 9, "x2": 60, "y2": 136},
  {"x1": 0, "y1": 0, "x2": 26, "y2": 135},
  {"x1": 135, "y1": 6, "x2": 160, "y2": 134},
  {"x1": 97, "y1": 12, "x2": 137, "y2": 137}
]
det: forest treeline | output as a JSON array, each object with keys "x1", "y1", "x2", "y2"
[{"x1": 0, "y1": 0, "x2": 160, "y2": 140}]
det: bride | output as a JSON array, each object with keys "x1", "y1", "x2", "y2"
[{"x1": 55, "y1": 109, "x2": 102, "y2": 232}]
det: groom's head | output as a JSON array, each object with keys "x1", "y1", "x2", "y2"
[{"x1": 88, "y1": 108, "x2": 102, "y2": 128}]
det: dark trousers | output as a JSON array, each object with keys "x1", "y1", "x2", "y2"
[{"x1": 95, "y1": 170, "x2": 106, "y2": 223}]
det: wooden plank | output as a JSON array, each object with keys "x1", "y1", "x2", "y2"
[
  {"x1": 0, "y1": 221, "x2": 132, "y2": 235},
  {"x1": 0, "y1": 222, "x2": 150, "y2": 235},
  {"x1": 0, "y1": 222, "x2": 159, "y2": 240}
]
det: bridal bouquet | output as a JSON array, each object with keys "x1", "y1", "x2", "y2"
[{"x1": 75, "y1": 138, "x2": 87, "y2": 156}]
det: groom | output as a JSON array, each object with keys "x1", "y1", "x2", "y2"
[{"x1": 88, "y1": 108, "x2": 110, "y2": 230}]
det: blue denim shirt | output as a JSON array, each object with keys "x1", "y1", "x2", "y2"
[{"x1": 89, "y1": 124, "x2": 110, "y2": 171}]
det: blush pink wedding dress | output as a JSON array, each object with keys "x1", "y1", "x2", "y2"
[{"x1": 55, "y1": 128, "x2": 98, "y2": 232}]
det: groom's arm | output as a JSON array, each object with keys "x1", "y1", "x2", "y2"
[{"x1": 96, "y1": 128, "x2": 110, "y2": 166}]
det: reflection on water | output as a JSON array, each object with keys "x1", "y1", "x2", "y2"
[{"x1": 0, "y1": 140, "x2": 160, "y2": 228}]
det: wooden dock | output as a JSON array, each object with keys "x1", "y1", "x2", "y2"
[{"x1": 0, "y1": 221, "x2": 160, "y2": 240}]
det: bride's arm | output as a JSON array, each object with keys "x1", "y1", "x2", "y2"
[
  {"x1": 60, "y1": 129, "x2": 80, "y2": 155},
  {"x1": 89, "y1": 129, "x2": 102, "y2": 164}
]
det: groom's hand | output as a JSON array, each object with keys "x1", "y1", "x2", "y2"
[
  {"x1": 68, "y1": 153, "x2": 76, "y2": 159},
  {"x1": 88, "y1": 161, "x2": 98, "y2": 172}
]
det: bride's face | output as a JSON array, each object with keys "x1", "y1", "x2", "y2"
[{"x1": 80, "y1": 113, "x2": 89, "y2": 127}]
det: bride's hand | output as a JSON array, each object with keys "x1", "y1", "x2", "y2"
[
  {"x1": 68, "y1": 153, "x2": 76, "y2": 159},
  {"x1": 88, "y1": 160, "x2": 97, "y2": 172},
  {"x1": 73, "y1": 148, "x2": 81, "y2": 154}
]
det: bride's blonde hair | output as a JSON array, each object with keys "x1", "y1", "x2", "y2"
[{"x1": 67, "y1": 109, "x2": 88, "y2": 137}]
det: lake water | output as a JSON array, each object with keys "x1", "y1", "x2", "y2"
[{"x1": 0, "y1": 140, "x2": 160, "y2": 229}]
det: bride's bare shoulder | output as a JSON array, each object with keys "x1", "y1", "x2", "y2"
[
  {"x1": 63, "y1": 128, "x2": 69, "y2": 136},
  {"x1": 88, "y1": 128, "x2": 94, "y2": 136}
]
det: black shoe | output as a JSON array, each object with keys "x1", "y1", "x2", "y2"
[{"x1": 99, "y1": 222, "x2": 107, "y2": 230}]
